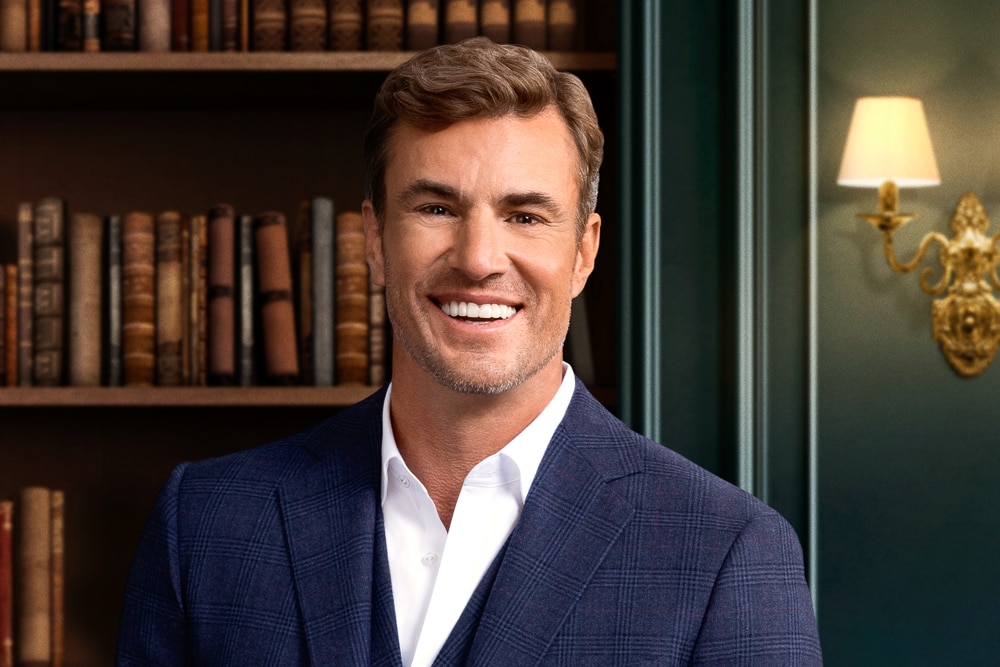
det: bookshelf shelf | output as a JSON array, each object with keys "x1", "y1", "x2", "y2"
[{"x1": 0, "y1": 384, "x2": 378, "y2": 407}]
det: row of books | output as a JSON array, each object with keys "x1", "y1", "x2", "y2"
[
  {"x1": 0, "y1": 196, "x2": 388, "y2": 388},
  {"x1": 0, "y1": 487, "x2": 66, "y2": 667},
  {"x1": 0, "y1": 0, "x2": 580, "y2": 53}
]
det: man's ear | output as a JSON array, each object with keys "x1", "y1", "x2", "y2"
[
  {"x1": 362, "y1": 200, "x2": 386, "y2": 287},
  {"x1": 571, "y1": 212, "x2": 601, "y2": 298}
]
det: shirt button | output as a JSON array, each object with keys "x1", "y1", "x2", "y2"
[
  {"x1": 397, "y1": 475, "x2": 410, "y2": 488},
  {"x1": 421, "y1": 553, "x2": 438, "y2": 567}
]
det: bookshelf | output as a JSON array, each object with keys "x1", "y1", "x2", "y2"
[{"x1": 0, "y1": 7, "x2": 619, "y2": 664}]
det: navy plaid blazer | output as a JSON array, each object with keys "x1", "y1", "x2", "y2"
[{"x1": 117, "y1": 380, "x2": 822, "y2": 665}]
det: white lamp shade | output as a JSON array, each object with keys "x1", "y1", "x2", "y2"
[{"x1": 837, "y1": 96, "x2": 941, "y2": 188}]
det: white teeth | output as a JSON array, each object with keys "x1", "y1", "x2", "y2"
[{"x1": 441, "y1": 301, "x2": 516, "y2": 320}]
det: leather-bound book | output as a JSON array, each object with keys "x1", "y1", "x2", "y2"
[
  {"x1": 512, "y1": 0, "x2": 545, "y2": 50},
  {"x1": 366, "y1": 0, "x2": 402, "y2": 51},
  {"x1": 191, "y1": 0, "x2": 209, "y2": 50},
  {"x1": 156, "y1": 211, "x2": 186, "y2": 386},
  {"x1": 328, "y1": 0, "x2": 361, "y2": 50},
  {"x1": 189, "y1": 214, "x2": 208, "y2": 385},
  {"x1": 479, "y1": 0, "x2": 510, "y2": 44},
  {"x1": 406, "y1": 0, "x2": 438, "y2": 50},
  {"x1": 82, "y1": 0, "x2": 100, "y2": 50},
  {"x1": 294, "y1": 201, "x2": 313, "y2": 385},
  {"x1": 16, "y1": 487, "x2": 51, "y2": 667},
  {"x1": 68, "y1": 212, "x2": 104, "y2": 387},
  {"x1": 368, "y1": 277, "x2": 386, "y2": 386},
  {"x1": 56, "y1": 0, "x2": 82, "y2": 50},
  {"x1": 237, "y1": 213, "x2": 255, "y2": 386},
  {"x1": 0, "y1": 0, "x2": 27, "y2": 51},
  {"x1": 0, "y1": 268, "x2": 5, "y2": 387},
  {"x1": 221, "y1": 0, "x2": 238, "y2": 49},
  {"x1": 171, "y1": 0, "x2": 189, "y2": 49},
  {"x1": 443, "y1": 0, "x2": 475, "y2": 43},
  {"x1": 103, "y1": 215, "x2": 123, "y2": 386},
  {"x1": 310, "y1": 197, "x2": 334, "y2": 386},
  {"x1": 122, "y1": 211, "x2": 156, "y2": 386},
  {"x1": 290, "y1": 0, "x2": 325, "y2": 50},
  {"x1": 252, "y1": 0, "x2": 286, "y2": 50},
  {"x1": 33, "y1": 197, "x2": 67, "y2": 387},
  {"x1": 335, "y1": 211, "x2": 368, "y2": 384},
  {"x1": 3, "y1": 265, "x2": 15, "y2": 385},
  {"x1": 104, "y1": 0, "x2": 137, "y2": 49},
  {"x1": 0, "y1": 500, "x2": 11, "y2": 667},
  {"x1": 16, "y1": 203, "x2": 33, "y2": 386},
  {"x1": 254, "y1": 211, "x2": 299, "y2": 384},
  {"x1": 138, "y1": 0, "x2": 171, "y2": 50},
  {"x1": 546, "y1": 0, "x2": 574, "y2": 50},
  {"x1": 207, "y1": 204, "x2": 236, "y2": 385},
  {"x1": 50, "y1": 490, "x2": 64, "y2": 667}
]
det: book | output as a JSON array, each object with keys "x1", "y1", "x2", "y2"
[
  {"x1": 237, "y1": 213, "x2": 255, "y2": 386},
  {"x1": 221, "y1": 0, "x2": 238, "y2": 49},
  {"x1": 443, "y1": 0, "x2": 475, "y2": 43},
  {"x1": 82, "y1": 0, "x2": 100, "y2": 51},
  {"x1": 254, "y1": 211, "x2": 299, "y2": 384},
  {"x1": 512, "y1": 0, "x2": 545, "y2": 50},
  {"x1": 104, "y1": 0, "x2": 137, "y2": 49},
  {"x1": 2, "y1": 265, "x2": 14, "y2": 386},
  {"x1": 33, "y1": 197, "x2": 67, "y2": 387},
  {"x1": 30, "y1": 0, "x2": 43, "y2": 49},
  {"x1": 189, "y1": 214, "x2": 208, "y2": 385},
  {"x1": 294, "y1": 201, "x2": 313, "y2": 385},
  {"x1": 138, "y1": 0, "x2": 171, "y2": 50},
  {"x1": 191, "y1": 0, "x2": 209, "y2": 50},
  {"x1": 479, "y1": 0, "x2": 510, "y2": 44},
  {"x1": 122, "y1": 211, "x2": 156, "y2": 386},
  {"x1": 50, "y1": 490, "x2": 64, "y2": 667},
  {"x1": 289, "y1": 0, "x2": 325, "y2": 50},
  {"x1": 406, "y1": 0, "x2": 438, "y2": 50},
  {"x1": 368, "y1": 276, "x2": 386, "y2": 386},
  {"x1": 252, "y1": 0, "x2": 287, "y2": 50},
  {"x1": 0, "y1": 500, "x2": 11, "y2": 667},
  {"x1": 0, "y1": 268, "x2": 5, "y2": 387},
  {"x1": 238, "y1": 0, "x2": 250, "y2": 49},
  {"x1": 0, "y1": 0, "x2": 28, "y2": 51},
  {"x1": 16, "y1": 203, "x2": 33, "y2": 386},
  {"x1": 207, "y1": 204, "x2": 236, "y2": 385},
  {"x1": 56, "y1": 0, "x2": 83, "y2": 50},
  {"x1": 156, "y1": 211, "x2": 186, "y2": 386},
  {"x1": 310, "y1": 197, "x2": 334, "y2": 386},
  {"x1": 16, "y1": 487, "x2": 51, "y2": 667},
  {"x1": 68, "y1": 212, "x2": 104, "y2": 387},
  {"x1": 328, "y1": 0, "x2": 361, "y2": 50},
  {"x1": 172, "y1": 0, "x2": 190, "y2": 49},
  {"x1": 209, "y1": 0, "x2": 222, "y2": 49},
  {"x1": 335, "y1": 211, "x2": 368, "y2": 384},
  {"x1": 366, "y1": 0, "x2": 402, "y2": 50},
  {"x1": 547, "y1": 0, "x2": 575, "y2": 51},
  {"x1": 104, "y1": 215, "x2": 124, "y2": 386}
]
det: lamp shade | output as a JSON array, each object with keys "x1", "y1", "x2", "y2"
[{"x1": 837, "y1": 96, "x2": 941, "y2": 188}]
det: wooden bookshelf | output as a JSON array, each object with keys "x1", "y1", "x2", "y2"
[{"x1": 0, "y1": 384, "x2": 379, "y2": 406}]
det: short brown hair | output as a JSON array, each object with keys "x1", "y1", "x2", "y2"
[{"x1": 363, "y1": 37, "x2": 604, "y2": 236}]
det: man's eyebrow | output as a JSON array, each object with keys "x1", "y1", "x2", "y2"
[
  {"x1": 397, "y1": 179, "x2": 461, "y2": 205},
  {"x1": 499, "y1": 191, "x2": 562, "y2": 214}
]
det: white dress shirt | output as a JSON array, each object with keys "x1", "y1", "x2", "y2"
[{"x1": 380, "y1": 364, "x2": 577, "y2": 667}]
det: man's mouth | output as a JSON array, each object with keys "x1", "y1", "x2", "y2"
[{"x1": 438, "y1": 300, "x2": 517, "y2": 322}]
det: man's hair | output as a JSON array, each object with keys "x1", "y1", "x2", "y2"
[{"x1": 363, "y1": 37, "x2": 604, "y2": 236}]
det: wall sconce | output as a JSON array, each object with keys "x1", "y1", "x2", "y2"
[{"x1": 838, "y1": 95, "x2": 1000, "y2": 378}]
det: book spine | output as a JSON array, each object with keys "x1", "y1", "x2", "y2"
[
  {"x1": 546, "y1": 0, "x2": 574, "y2": 51},
  {"x1": 103, "y1": 0, "x2": 136, "y2": 49},
  {"x1": 82, "y1": 0, "x2": 100, "y2": 51},
  {"x1": 289, "y1": 0, "x2": 325, "y2": 50},
  {"x1": 155, "y1": 211, "x2": 186, "y2": 386},
  {"x1": 238, "y1": 0, "x2": 249, "y2": 50},
  {"x1": 104, "y1": 215, "x2": 123, "y2": 386},
  {"x1": 16, "y1": 203, "x2": 33, "y2": 386},
  {"x1": 33, "y1": 197, "x2": 66, "y2": 387},
  {"x1": 328, "y1": 0, "x2": 361, "y2": 50},
  {"x1": 50, "y1": 490, "x2": 64, "y2": 667},
  {"x1": 221, "y1": 0, "x2": 237, "y2": 49},
  {"x1": 122, "y1": 211, "x2": 156, "y2": 386},
  {"x1": 237, "y1": 213, "x2": 255, "y2": 386},
  {"x1": 405, "y1": 0, "x2": 438, "y2": 50},
  {"x1": 294, "y1": 201, "x2": 313, "y2": 385},
  {"x1": 0, "y1": 268, "x2": 5, "y2": 387},
  {"x1": 442, "y1": 0, "x2": 475, "y2": 43},
  {"x1": 191, "y1": 0, "x2": 210, "y2": 50},
  {"x1": 68, "y1": 212, "x2": 104, "y2": 386},
  {"x1": 0, "y1": 0, "x2": 28, "y2": 51},
  {"x1": 253, "y1": 211, "x2": 299, "y2": 384},
  {"x1": 311, "y1": 196, "x2": 334, "y2": 386},
  {"x1": 189, "y1": 214, "x2": 208, "y2": 385},
  {"x1": 512, "y1": 0, "x2": 545, "y2": 50},
  {"x1": 138, "y1": 0, "x2": 171, "y2": 50},
  {"x1": 32, "y1": 0, "x2": 45, "y2": 49},
  {"x1": 0, "y1": 500, "x2": 12, "y2": 667},
  {"x1": 366, "y1": 0, "x2": 402, "y2": 51},
  {"x1": 207, "y1": 204, "x2": 236, "y2": 384},
  {"x1": 479, "y1": 0, "x2": 510, "y2": 44},
  {"x1": 16, "y1": 487, "x2": 51, "y2": 667},
  {"x1": 3, "y1": 265, "x2": 15, "y2": 386},
  {"x1": 335, "y1": 211, "x2": 368, "y2": 384},
  {"x1": 171, "y1": 0, "x2": 190, "y2": 49},
  {"x1": 368, "y1": 276, "x2": 386, "y2": 386},
  {"x1": 209, "y1": 0, "x2": 221, "y2": 49},
  {"x1": 56, "y1": 0, "x2": 83, "y2": 50},
  {"x1": 252, "y1": 0, "x2": 286, "y2": 50}
]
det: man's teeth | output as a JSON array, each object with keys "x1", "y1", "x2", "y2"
[{"x1": 441, "y1": 301, "x2": 516, "y2": 320}]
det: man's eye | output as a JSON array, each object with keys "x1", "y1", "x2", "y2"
[
  {"x1": 510, "y1": 213, "x2": 541, "y2": 225},
  {"x1": 420, "y1": 205, "x2": 450, "y2": 216}
]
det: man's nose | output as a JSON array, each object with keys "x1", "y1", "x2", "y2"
[{"x1": 448, "y1": 211, "x2": 509, "y2": 280}]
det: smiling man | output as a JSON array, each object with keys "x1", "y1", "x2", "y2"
[{"x1": 117, "y1": 38, "x2": 822, "y2": 666}]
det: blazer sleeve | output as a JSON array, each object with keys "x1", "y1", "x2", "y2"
[
  {"x1": 116, "y1": 462, "x2": 190, "y2": 667},
  {"x1": 691, "y1": 508, "x2": 823, "y2": 665}
]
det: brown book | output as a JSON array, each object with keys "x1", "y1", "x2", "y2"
[
  {"x1": 3, "y1": 265, "x2": 15, "y2": 386},
  {"x1": 546, "y1": 0, "x2": 574, "y2": 50},
  {"x1": 406, "y1": 0, "x2": 438, "y2": 50},
  {"x1": 138, "y1": 0, "x2": 171, "y2": 50},
  {"x1": 191, "y1": 0, "x2": 209, "y2": 50},
  {"x1": 479, "y1": 0, "x2": 510, "y2": 44},
  {"x1": 368, "y1": 276, "x2": 386, "y2": 386},
  {"x1": 104, "y1": 215, "x2": 124, "y2": 386},
  {"x1": 254, "y1": 212, "x2": 299, "y2": 384},
  {"x1": 122, "y1": 211, "x2": 156, "y2": 386},
  {"x1": 171, "y1": 0, "x2": 189, "y2": 49},
  {"x1": 0, "y1": 500, "x2": 11, "y2": 667},
  {"x1": 289, "y1": 0, "x2": 325, "y2": 50},
  {"x1": 335, "y1": 211, "x2": 368, "y2": 384},
  {"x1": 221, "y1": 0, "x2": 238, "y2": 49},
  {"x1": 443, "y1": 0, "x2": 475, "y2": 43},
  {"x1": 512, "y1": 0, "x2": 545, "y2": 50},
  {"x1": 189, "y1": 214, "x2": 208, "y2": 385},
  {"x1": 68, "y1": 212, "x2": 104, "y2": 386},
  {"x1": 82, "y1": 0, "x2": 100, "y2": 50},
  {"x1": 33, "y1": 197, "x2": 67, "y2": 387},
  {"x1": 328, "y1": 0, "x2": 361, "y2": 50},
  {"x1": 56, "y1": 0, "x2": 83, "y2": 50},
  {"x1": 16, "y1": 487, "x2": 51, "y2": 667},
  {"x1": 252, "y1": 0, "x2": 286, "y2": 50},
  {"x1": 366, "y1": 0, "x2": 402, "y2": 51},
  {"x1": 207, "y1": 204, "x2": 236, "y2": 384},
  {"x1": 50, "y1": 490, "x2": 64, "y2": 667},
  {"x1": 0, "y1": 0, "x2": 28, "y2": 51},
  {"x1": 238, "y1": 0, "x2": 249, "y2": 49},
  {"x1": 156, "y1": 211, "x2": 186, "y2": 386},
  {"x1": 236, "y1": 214, "x2": 255, "y2": 385},
  {"x1": 16, "y1": 203, "x2": 33, "y2": 386},
  {"x1": 104, "y1": 0, "x2": 137, "y2": 49},
  {"x1": 27, "y1": 0, "x2": 40, "y2": 49},
  {"x1": 0, "y1": 268, "x2": 5, "y2": 387},
  {"x1": 294, "y1": 201, "x2": 314, "y2": 385}
]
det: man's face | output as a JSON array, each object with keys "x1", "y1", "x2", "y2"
[{"x1": 363, "y1": 107, "x2": 600, "y2": 395}]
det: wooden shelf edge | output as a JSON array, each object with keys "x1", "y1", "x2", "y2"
[{"x1": 0, "y1": 385, "x2": 380, "y2": 407}]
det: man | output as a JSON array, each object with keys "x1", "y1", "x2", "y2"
[{"x1": 117, "y1": 38, "x2": 822, "y2": 665}]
